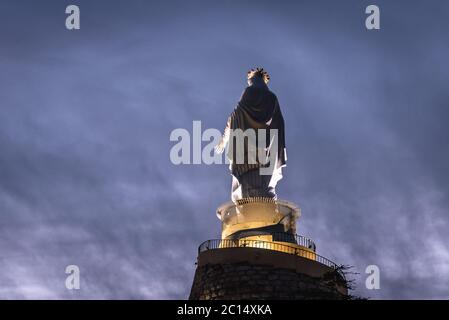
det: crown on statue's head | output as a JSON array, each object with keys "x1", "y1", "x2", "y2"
[{"x1": 247, "y1": 67, "x2": 270, "y2": 84}]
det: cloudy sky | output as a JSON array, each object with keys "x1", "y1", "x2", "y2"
[{"x1": 1, "y1": 0, "x2": 448, "y2": 299}]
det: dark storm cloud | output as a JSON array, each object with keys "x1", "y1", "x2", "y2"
[{"x1": 0, "y1": 0, "x2": 448, "y2": 299}]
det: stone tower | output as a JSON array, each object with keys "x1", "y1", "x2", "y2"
[{"x1": 189, "y1": 198, "x2": 348, "y2": 300}]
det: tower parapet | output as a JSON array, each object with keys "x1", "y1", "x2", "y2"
[{"x1": 189, "y1": 198, "x2": 348, "y2": 300}]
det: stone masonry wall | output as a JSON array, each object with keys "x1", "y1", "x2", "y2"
[{"x1": 189, "y1": 262, "x2": 347, "y2": 300}]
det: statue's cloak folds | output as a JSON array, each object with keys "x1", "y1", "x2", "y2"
[{"x1": 227, "y1": 81, "x2": 286, "y2": 181}]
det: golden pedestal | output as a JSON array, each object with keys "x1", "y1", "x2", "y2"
[{"x1": 216, "y1": 198, "x2": 315, "y2": 258}]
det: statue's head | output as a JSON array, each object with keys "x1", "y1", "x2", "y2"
[{"x1": 247, "y1": 67, "x2": 270, "y2": 86}]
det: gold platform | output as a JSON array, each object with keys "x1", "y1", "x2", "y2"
[{"x1": 216, "y1": 198, "x2": 315, "y2": 259}]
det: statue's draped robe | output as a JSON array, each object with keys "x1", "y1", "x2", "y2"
[{"x1": 224, "y1": 77, "x2": 286, "y2": 201}]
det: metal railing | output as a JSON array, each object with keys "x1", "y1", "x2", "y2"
[
  {"x1": 198, "y1": 239, "x2": 340, "y2": 271},
  {"x1": 271, "y1": 232, "x2": 316, "y2": 251},
  {"x1": 227, "y1": 231, "x2": 317, "y2": 251}
]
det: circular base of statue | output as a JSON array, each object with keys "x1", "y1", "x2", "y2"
[{"x1": 216, "y1": 197, "x2": 301, "y2": 240}]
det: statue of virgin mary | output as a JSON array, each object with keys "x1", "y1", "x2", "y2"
[{"x1": 215, "y1": 68, "x2": 287, "y2": 202}]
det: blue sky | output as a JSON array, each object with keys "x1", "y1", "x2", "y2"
[{"x1": 0, "y1": 0, "x2": 449, "y2": 299}]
